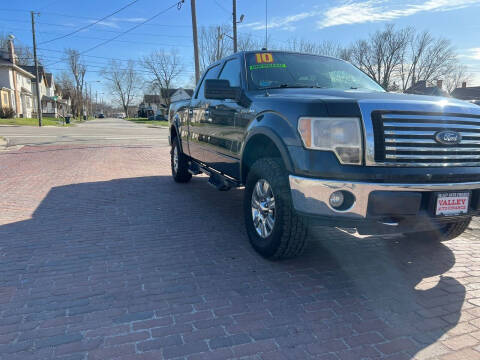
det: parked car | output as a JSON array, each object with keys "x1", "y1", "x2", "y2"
[
  {"x1": 169, "y1": 51, "x2": 480, "y2": 259},
  {"x1": 98, "y1": 113, "x2": 105, "y2": 118}
]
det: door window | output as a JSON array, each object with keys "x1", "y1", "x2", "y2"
[
  {"x1": 219, "y1": 58, "x2": 241, "y2": 87},
  {"x1": 195, "y1": 65, "x2": 220, "y2": 100}
]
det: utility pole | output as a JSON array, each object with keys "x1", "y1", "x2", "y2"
[
  {"x1": 232, "y1": 0, "x2": 237, "y2": 53},
  {"x1": 84, "y1": 81, "x2": 87, "y2": 120},
  {"x1": 31, "y1": 11, "x2": 42, "y2": 127},
  {"x1": 216, "y1": 26, "x2": 221, "y2": 60},
  {"x1": 89, "y1": 83, "x2": 92, "y2": 117},
  {"x1": 190, "y1": 0, "x2": 200, "y2": 84}
]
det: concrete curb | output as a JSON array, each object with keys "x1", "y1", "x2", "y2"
[{"x1": 0, "y1": 136, "x2": 7, "y2": 150}]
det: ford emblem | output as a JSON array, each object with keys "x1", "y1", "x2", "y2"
[{"x1": 434, "y1": 130, "x2": 462, "y2": 145}]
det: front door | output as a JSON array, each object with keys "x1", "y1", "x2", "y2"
[{"x1": 202, "y1": 57, "x2": 244, "y2": 178}]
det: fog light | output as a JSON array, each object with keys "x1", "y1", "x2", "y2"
[{"x1": 329, "y1": 191, "x2": 344, "y2": 208}]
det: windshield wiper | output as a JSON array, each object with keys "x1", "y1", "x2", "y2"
[{"x1": 259, "y1": 84, "x2": 324, "y2": 90}]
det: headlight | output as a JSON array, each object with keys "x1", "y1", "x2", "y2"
[{"x1": 298, "y1": 117, "x2": 363, "y2": 165}]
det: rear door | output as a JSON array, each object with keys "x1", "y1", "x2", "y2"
[
  {"x1": 188, "y1": 64, "x2": 220, "y2": 162},
  {"x1": 203, "y1": 57, "x2": 245, "y2": 178}
]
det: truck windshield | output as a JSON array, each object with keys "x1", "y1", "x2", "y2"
[{"x1": 246, "y1": 52, "x2": 385, "y2": 92}]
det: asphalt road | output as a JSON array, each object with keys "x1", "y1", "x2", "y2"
[{"x1": 0, "y1": 117, "x2": 170, "y2": 148}]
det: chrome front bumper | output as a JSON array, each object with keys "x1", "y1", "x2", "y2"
[{"x1": 289, "y1": 175, "x2": 480, "y2": 219}]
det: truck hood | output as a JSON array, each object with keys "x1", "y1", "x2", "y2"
[{"x1": 251, "y1": 88, "x2": 479, "y2": 111}]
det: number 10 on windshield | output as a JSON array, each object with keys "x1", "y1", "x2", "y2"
[{"x1": 255, "y1": 53, "x2": 274, "y2": 64}]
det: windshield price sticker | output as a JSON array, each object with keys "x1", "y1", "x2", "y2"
[
  {"x1": 255, "y1": 53, "x2": 274, "y2": 63},
  {"x1": 249, "y1": 64, "x2": 287, "y2": 70},
  {"x1": 435, "y1": 192, "x2": 470, "y2": 216}
]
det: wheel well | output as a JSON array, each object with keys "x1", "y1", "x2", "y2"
[{"x1": 242, "y1": 134, "x2": 283, "y2": 184}]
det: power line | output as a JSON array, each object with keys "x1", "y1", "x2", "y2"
[
  {"x1": 213, "y1": 0, "x2": 230, "y2": 14},
  {"x1": 9, "y1": 28, "x2": 193, "y2": 46},
  {"x1": 43, "y1": 0, "x2": 186, "y2": 68},
  {"x1": 46, "y1": 68, "x2": 195, "y2": 75},
  {"x1": 78, "y1": 0, "x2": 185, "y2": 56},
  {"x1": 38, "y1": 0, "x2": 141, "y2": 45},
  {"x1": 18, "y1": 53, "x2": 194, "y2": 67},
  {"x1": 0, "y1": 8, "x2": 192, "y2": 27},
  {"x1": 37, "y1": 47, "x2": 195, "y2": 64},
  {"x1": 8, "y1": 26, "x2": 192, "y2": 39},
  {"x1": 0, "y1": 17, "x2": 190, "y2": 29}
]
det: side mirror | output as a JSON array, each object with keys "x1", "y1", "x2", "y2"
[{"x1": 204, "y1": 79, "x2": 241, "y2": 101}]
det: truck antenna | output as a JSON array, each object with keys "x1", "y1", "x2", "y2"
[{"x1": 264, "y1": 0, "x2": 268, "y2": 50}]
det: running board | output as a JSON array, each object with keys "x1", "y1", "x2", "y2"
[
  {"x1": 207, "y1": 174, "x2": 231, "y2": 191},
  {"x1": 188, "y1": 160, "x2": 240, "y2": 191},
  {"x1": 188, "y1": 161, "x2": 202, "y2": 175}
]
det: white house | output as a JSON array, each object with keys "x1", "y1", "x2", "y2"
[
  {"x1": 20, "y1": 66, "x2": 61, "y2": 118},
  {"x1": 0, "y1": 40, "x2": 35, "y2": 118},
  {"x1": 170, "y1": 88, "x2": 194, "y2": 103},
  {"x1": 138, "y1": 88, "x2": 194, "y2": 118}
]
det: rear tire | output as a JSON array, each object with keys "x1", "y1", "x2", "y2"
[
  {"x1": 171, "y1": 137, "x2": 192, "y2": 183},
  {"x1": 407, "y1": 217, "x2": 471, "y2": 242},
  {"x1": 244, "y1": 158, "x2": 308, "y2": 260}
]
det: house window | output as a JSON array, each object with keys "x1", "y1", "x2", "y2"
[{"x1": 3, "y1": 94, "x2": 8, "y2": 106}]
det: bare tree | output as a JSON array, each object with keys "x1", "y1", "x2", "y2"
[
  {"x1": 444, "y1": 65, "x2": 472, "y2": 94},
  {"x1": 237, "y1": 33, "x2": 264, "y2": 52},
  {"x1": 285, "y1": 38, "x2": 347, "y2": 59},
  {"x1": 199, "y1": 24, "x2": 232, "y2": 72},
  {"x1": 101, "y1": 60, "x2": 141, "y2": 118},
  {"x1": 399, "y1": 31, "x2": 458, "y2": 91},
  {"x1": 141, "y1": 49, "x2": 183, "y2": 109},
  {"x1": 65, "y1": 49, "x2": 86, "y2": 117},
  {"x1": 350, "y1": 25, "x2": 411, "y2": 90},
  {"x1": 415, "y1": 38, "x2": 457, "y2": 86}
]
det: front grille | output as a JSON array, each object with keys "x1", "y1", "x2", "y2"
[{"x1": 372, "y1": 111, "x2": 480, "y2": 166}]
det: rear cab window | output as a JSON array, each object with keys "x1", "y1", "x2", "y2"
[
  {"x1": 218, "y1": 58, "x2": 241, "y2": 87},
  {"x1": 195, "y1": 65, "x2": 220, "y2": 100}
]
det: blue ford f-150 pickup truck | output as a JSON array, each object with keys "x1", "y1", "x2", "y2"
[{"x1": 169, "y1": 50, "x2": 480, "y2": 260}]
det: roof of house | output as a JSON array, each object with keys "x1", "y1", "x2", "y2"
[
  {"x1": 405, "y1": 82, "x2": 449, "y2": 97},
  {"x1": 161, "y1": 88, "x2": 177, "y2": 98},
  {"x1": 0, "y1": 58, "x2": 36, "y2": 78},
  {"x1": 19, "y1": 65, "x2": 45, "y2": 83},
  {"x1": 143, "y1": 89, "x2": 190, "y2": 104},
  {"x1": 451, "y1": 86, "x2": 480, "y2": 100}
]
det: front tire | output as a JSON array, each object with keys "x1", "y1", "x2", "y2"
[
  {"x1": 407, "y1": 217, "x2": 471, "y2": 242},
  {"x1": 244, "y1": 158, "x2": 308, "y2": 260},
  {"x1": 171, "y1": 137, "x2": 192, "y2": 183}
]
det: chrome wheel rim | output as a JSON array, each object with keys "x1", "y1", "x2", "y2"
[
  {"x1": 173, "y1": 146, "x2": 179, "y2": 173},
  {"x1": 251, "y1": 179, "x2": 275, "y2": 238}
]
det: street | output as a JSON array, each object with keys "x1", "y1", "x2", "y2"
[
  {"x1": 0, "y1": 119, "x2": 479, "y2": 360},
  {"x1": 0, "y1": 118, "x2": 169, "y2": 148}
]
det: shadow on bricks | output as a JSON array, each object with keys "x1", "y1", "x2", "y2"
[{"x1": 0, "y1": 175, "x2": 465, "y2": 359}]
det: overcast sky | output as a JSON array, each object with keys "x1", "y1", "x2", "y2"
[{"x1": 1, "y1": 0, "x2": 479, "y2": 99}]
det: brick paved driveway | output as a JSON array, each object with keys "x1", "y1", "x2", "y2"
[{"x1": 0, "y1": 144, "x2": 479, "y2": 360}]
